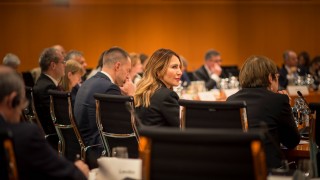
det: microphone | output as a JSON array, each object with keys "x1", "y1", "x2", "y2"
[
  {"x1": 296, "y1": 91, "x2": 311, "y2": 112},
  {"x1": 296, "y1": 91, "x2": 311, "y2": 137}
]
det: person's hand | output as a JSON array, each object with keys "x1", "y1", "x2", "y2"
[
  {"x1": 74, "y1": 160, "x2": 90, "y2": 178},
  {"x1": 289, "y1": 67, "x2": 297, "y2": 74},
  {"x1": 278, "y1": 89, "x2": 292, "y2": 104},
  {"x1": 120, "y1": 78, "x2": 136, "y2": 96},
  {"x1": 210, "y1": 63, "x2": 222, "y2": 76}
]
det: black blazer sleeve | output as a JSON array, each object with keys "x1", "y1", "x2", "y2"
[
  {"x1": 13, "y1": 123, "x2": 86, "y2": 180},
  {"x1": 193, "y1": 66, "x2": 217, "y2": 90},
  {"x1": 161, "y1": 91, "x2": 180, "y2": 127},
  {"x1": 277, "y1": 95, "x2": 300, "y2": 149}
]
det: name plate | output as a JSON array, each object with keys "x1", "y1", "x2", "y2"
[
  {"x1": 97, "y1": 157, "x2": 142, "y2": 180},
  {"x1": 198, "y1": 91, "x2": 216, "y2": 101},
  {"x1": 223, "y1": 88, "x2": 239, "y2": 98},
  {"x1": 286, "y1": 86, "x2": 309, "y2": 96}
]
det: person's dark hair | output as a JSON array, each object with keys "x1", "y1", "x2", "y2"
[
  {"x1": 65, "y1": 50, "x2": 84, "y2": 61},
  {"x1": 239, "y1": 55, "x2": 278, "y2": 88},
  {"x1": 204, "y1": 49, "x2": 220, "y2": 61},
  {"x1": 140, "y1": 53, "x2": 149, "y2": 64},
  {"x1": 282, "y1": 50, "x2": 291, "y2": 61},
  {"x1": 103, "y1": 47, "x2": 129, "y2": 66},
  {"x1": 298, "y1": 51, "x2": 310, "y2": 66},
  {"x1": 96, "y1": 50, "x2": 106, "y2": 69},
  {"x1": 39, "y1": 48, "x2": 61, "y2": 72},
  {"x1": 0, "y1": 67, "x2": 24, "y2": 103},
  {"x1": 310, "y1": 56, "x2": 320, "y2": 65}
]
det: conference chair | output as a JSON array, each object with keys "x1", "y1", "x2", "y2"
[
  {"x1": 179, "y1": 99, "x2": 248, "y2": 131},
  {"x1": 139, "y1": 127, "x2": 267, "y2": 180},
  {"x1": 23, "y1": 87, "x2": 45, "y2": 134},
  {"x1": 0, "y1": 129, "x2": 18, "y2": 180},
  {"x1": 48, "y1": 90, "x2": 102, "y2": 168},
  {"x1": 94, "y1": 93, "x2": 140, "y2": 158},
  {"x1": 21, "y1": 71, "x2": 35, "y2": 87},
  {"x1": 309, "y1": 103, "x2": 320, "y2": 177}
]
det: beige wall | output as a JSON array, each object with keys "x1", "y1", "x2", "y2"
[{"x1": 1, "y1": 1, "x2": 319, "y2": 72}]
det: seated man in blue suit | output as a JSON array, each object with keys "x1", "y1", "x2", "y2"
[
  {"x1": 74, "y1": 47, "x2": 135, "y2": 147},
  {"x1": 0, "y1": 65, "x2": 89, "y2": 179}
]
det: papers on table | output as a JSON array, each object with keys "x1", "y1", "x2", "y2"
[
  {"x1": 89, "y1": 157, "x2": 142, "y2": 180},
  {"x1": 287, "y1": 86, "x2": 309, "y2": 96}
]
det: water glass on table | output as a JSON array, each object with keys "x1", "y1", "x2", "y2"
[{"x1": 112, "y1": 146, "x2": 129, "y2": 158}]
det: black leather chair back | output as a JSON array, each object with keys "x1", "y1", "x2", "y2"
[
  {"x1": 94, "y1": 93, "x2": 139, "y2": 158},
  {"x1": 139, "y1": 127, "x2": 267, "y2": 180},
  {"x1": 179, "y1": 99, "x2": 248, "y2": 131},
  {"x1": 49, "y1": 89, "x2": 81, "y2": 161}
]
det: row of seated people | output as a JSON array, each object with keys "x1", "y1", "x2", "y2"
[
  {"x1": 24, "y1": 46, "x2": 300, "y2": 173},
  {"x1": 3, "y1": 45, "x2": 320, "y2": 179},
  {"x1": 4, "y1": 44, "x2": 320, "y2": 178},
  {"x1": 1, "y1": 64, "x2": 266, "y2": 179}
]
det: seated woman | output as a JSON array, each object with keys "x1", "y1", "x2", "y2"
[
  {"x1": 129, "y1": 53, "x2": 143, "y2": 85},
  {"x1": 134, "y1": 48, "x2": 182, "y2": 127},
  {"x1": 60, "y1": 60, "x2": 85, "y2": 104},
  {"x1": 227, "y1": 55, "x2": 300, "y2": 170}
]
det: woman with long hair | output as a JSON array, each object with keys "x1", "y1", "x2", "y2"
[
  {"x1": 134, "y1": 48, "x2": 182, "y2": 127},
  {"x1": 60, "y1": 59, "x2": 85, "y2": 104}
]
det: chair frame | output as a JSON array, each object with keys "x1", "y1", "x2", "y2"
[
  {"x1": 0, "y1": 130, "x2": 18, "y2": 180},
  {"x1": 179, "y1": 99, "x2": 248, "y2": 131},
  {"x1": 49, "y1": 90, "x2": 100, "y2": 160},
  {"x1": 24, "y1": 86, "x2": 46, "y2": 136},
  {"x1": 94, "y1": 93, "x2": 140, "y2": 157},
  {"x1": 139, "y1": 128, "x2": 267, "y2": 180},
  {"x1": 309, "y1": 103, "x2": 320, "y2": 177}
]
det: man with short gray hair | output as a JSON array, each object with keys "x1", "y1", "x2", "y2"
[
  {"x1": 193, "y1": 49, "x2": 223, "y2": 90},
  {"x1": 2, "y1": 53, "x2": 21, "y2": 70},
  {"x1": 33, "y1": 47, "x2": 65, "y2": 138}
]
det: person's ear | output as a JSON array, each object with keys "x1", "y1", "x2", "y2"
[
  {"x1": 67, "y1": 71, "x2": 73, "y2": 79},
  {"x1": 268, "y1": 73, "x2": 273, "y2": 83},
  {"x1": 50, "y1": 61, "x2": 56, "y2": 70},
  {"x1": 114, "y1": 62, "x2": 121, "y2": 71},
  {"x1": 8, "y1": 92, "x2": 19, "y2": 108}
]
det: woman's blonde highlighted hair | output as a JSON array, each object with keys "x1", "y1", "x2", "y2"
[
  {"x1": 60, "y1": 60, "x2": 85, "y2": 91},
  {"x1": 134, "y1": 48, "x2": 180, "y2": 107}
]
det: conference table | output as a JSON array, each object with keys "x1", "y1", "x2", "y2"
[
  {"x1": 289, "y1": 90, "x2": 320, "y2": 106},
  {"x1": 282, "y1": 140, "x2": 310, "y2": 162}
]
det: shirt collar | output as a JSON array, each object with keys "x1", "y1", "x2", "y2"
[
  {"x1": 100, "y1": 70, "x2": 114, "y2": 83},
  {"x1": 204, "y1": 64, "x2": 212, "y2": 75},
  {"x1": 44, "y1": 73, "x2": 59, "y2": 86}
]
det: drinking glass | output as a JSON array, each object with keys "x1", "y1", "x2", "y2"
[
  {"x1": 298, "y1": 159, "x2": 312, "y2": 179},
  {"x1": 111, "y1": 147, "x2": 128, "y2": 158}
]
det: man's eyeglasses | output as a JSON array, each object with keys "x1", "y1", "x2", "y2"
[{"x1": 57, "y1": 60, "x2": 66, "y2": 64}]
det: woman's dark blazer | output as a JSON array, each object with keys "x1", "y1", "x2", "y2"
[
  {"x1": 227, "y1": 87, "x2": 300, "y2": 169},
  {"x1": 135, "y1": 84, "x2": 180, "y2": 127}
]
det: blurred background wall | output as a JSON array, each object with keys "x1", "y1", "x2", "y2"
[{"x1": 1, "y1": 0, "x2": 319, "y2": 72}]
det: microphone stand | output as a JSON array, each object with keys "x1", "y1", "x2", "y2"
[{"x1": 296, "y1": 91, "x2": 311, "y2": 138}]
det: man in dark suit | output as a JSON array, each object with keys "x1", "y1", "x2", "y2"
[
  {"x1": 74, "y1": 47, "x2": 135, "y2": 147},
  {"x1": 227, "y1": 55, "x2": 300, "y2": 169},
  {"x1": 279, "y1": 50, "x2": 306, "y2": 89},
  {"x1": 0, "y1": 65, "x2": 89, "y2": 179},
  {"x1": 193, "y1": 49, "x2": 226, "y2": 90},
  {"x1": 33, "y1": 48, "x2": 65, "y2": 149}
]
